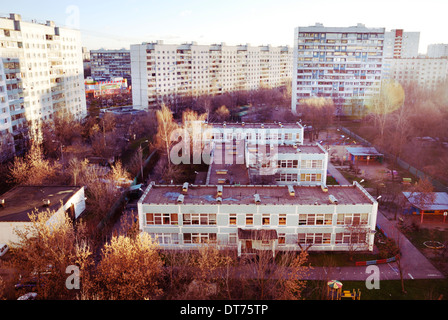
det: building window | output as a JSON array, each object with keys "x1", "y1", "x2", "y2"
[
  {"x1": 279, "y1": 214, "x2": 287, "y2": 226},
  {"x1": 246, "y1": 214, "x2": 254, "y2": 226},
  {"x1": 146, "y1": 213, "x2": 178, "y2": 225},
  {"x1": 184, "y1": 233, "x2": 217, "y2": 244},
  {"x1": 298, "y1": 233, "x2": 331, "y2": 245},
  {"x1": 301, "y1": 160, "x2": 323, "y2": 169},
  {"x1": 229, "y1": 214, "x2": 237, "y2": 225},
  {"x1": 183, "y1": 214, "x2": 217, "y2": 225},
  {"x1": 148, "y1": 233, "x2": 179, "y2": 244},
  {"x1": 337, "y1": 213, "x2": 368, "y2": 225},
  {"x1": 278, "y1": 233, "x2": 286, "y2": 245},
  {"x1": 299, "y1": 214, "x2": 307, "y2": 225},
  {"x1": 300, "y1": 173, "x2": 322, "y2": 182},
  {"x1": 262, "y1": 214, "x2": 270, "y2": 225},
  {"x1": 335, "y1": 232, "x2": 367, "y2": 244},
  {"x1": 298, "y1": 214, "x2": 332, "y2": 226}
]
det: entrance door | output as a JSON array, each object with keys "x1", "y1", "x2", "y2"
[{"x1": 246, "y1": 240, "x2": 252, "y2": 250}]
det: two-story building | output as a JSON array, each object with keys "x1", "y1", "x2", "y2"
[{"x1": 138, "y1": 182, "x2": 378, "y2": 256}]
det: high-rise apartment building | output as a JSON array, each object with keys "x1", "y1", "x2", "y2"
[
  {"x1": 131, "y1": 41, "x2": 293, "y2": 109},
  {"x1": 90, "y1": 49, "x2": 131, "y2": 84},
  {"x1": 292, "y1": 23, "x2": 385, "y2": 116},
  {"x1": 0, "y1": 13, "x2": 86, "y2": 154},
  {"x1": 427, "y1": 44, "x2": 448, "y2": 58},
  {"x1": 383, "y1": 29, "x2": 420, "y2": 59},
  {"x1": 383, "y1": 57, "x2": 448, "y2": 90}
]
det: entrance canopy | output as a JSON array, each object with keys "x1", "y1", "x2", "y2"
[{"x1": 238, "y1": 228, "x2": 278, "y2": 241}]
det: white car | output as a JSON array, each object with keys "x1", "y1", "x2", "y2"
[
  {"x1": 17, "y1": 292, "x2": 37, "y2": 300},
  {"x1": 0, "y1": 244, "x2": 8, "y2": 257}
]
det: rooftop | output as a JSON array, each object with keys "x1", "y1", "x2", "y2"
[
  {"x1": 207, "y1": 140, "x2": 250, "y2": 186},
  {"x1": 403, "y1": 192, "x2": 448, "y2": 211},
  {"x1": 141, "y1": 183, "x2": 375, "y2": 206},
  {"x1": 0, "y1": 186, "x2": 82, "y2": 222},
  {"x1": 211, "y1": 122, "x2": 304, "y2": 130},
  {"x1": 345, "y1": 147, "x2": 383, "y2": 157},
  {"x1": 248, "y1": 143, "x2": 326, "y2": 155}
]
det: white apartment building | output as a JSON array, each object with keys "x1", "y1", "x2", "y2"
[
  {"x1": 90, "y1": 49, "x2": 131, "y2": 84},
  {"x1": 0, "y1": 13, "x2": 86, "y2": 146},
  {"x1": 383, "y1": 57, "x2": 448, "y2": 90},
  {"x1": 0, "y1": 57, "x2": 27, "y2": 159},
  {"x1": 131, "y1": 41, "x2": 293, "y2": 109},
  {"x1": 292, "y1": 23, "x2": 385, "y2": 116},
  {"x1": 138, "y1": 182, "x2": 378, "y2": 256},
  {"x1": 383, "y1": 29, "x2": 420, "y2": 59},
  {"x1": 427, "y1": 44, "x2": 448, "y2": 58}
]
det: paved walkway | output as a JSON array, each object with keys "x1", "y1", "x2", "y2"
[
  {"x1": 327, "y1": 163, "x2": 350, "y2": 185},
  {"x1": 305, "y1": 210, "x2": 445, "y2": 281},
  {"x1": 324, "y1": 156, "x2": 445, "y2": 282}
]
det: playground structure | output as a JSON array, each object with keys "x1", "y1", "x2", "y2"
[{"x1": 327, "y1": 280, "x2": 361, "y2": 300}]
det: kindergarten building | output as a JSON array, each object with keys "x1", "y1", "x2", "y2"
[
  {"x1": 138, "y1": 182, "x2": 378, "y2": 256},
  {"x1": 137, "y1": 122, "x2": 379, "y2": 256}
]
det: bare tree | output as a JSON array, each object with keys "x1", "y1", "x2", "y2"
[
  {"x1": 297, "y1": 97, "x2": 335, "y2": 142},
  {"x1": 155, "y1": 104, "x2": 179, "y2": 164}
]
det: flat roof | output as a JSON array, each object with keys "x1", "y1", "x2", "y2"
[
  {"x1": 141, "y1": 183, "x2": 375, "y2": 206},
  {"x1": 208, "y1": 141, "x2": 250, "y2": 186},
  {"x1": 346, "y1": 147, "x2": 383, "y2": 157},
  {"x1": 403, "y1": 192, "x2": 448, "y2": 211},
  {"x1": 0, "y1": 186, "x2": 82, "y2": 222},
  {"x1": 211, "y1": 122, "x2": 304, "y2": 130}
]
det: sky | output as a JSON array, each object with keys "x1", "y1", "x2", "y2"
[{"x1": 1, "y1": 0, "x2": 447, "y2": 53}]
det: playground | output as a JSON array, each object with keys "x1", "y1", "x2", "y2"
[{"x1": 327, "y1": 280, "x2": 362, "y2": 300}]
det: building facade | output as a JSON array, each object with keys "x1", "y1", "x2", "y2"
[
  {"x1": 85, "y1": 76, "x2": 130, "y2": 98},
  {"x1": 0, "y1": 57, "x2": 27, "y2": 159},
  {"x1": 383, "y1": 29, "x2": 420, "y2": 59},
  {"x1": 0, "y1": 186, "x2": 85, "y2": 245},
  {"x1": 382, "y1": 57, "x2": 448, "y2": 90},
  {"x1": 292, "y1": 23, "x2": 385, "y2": 116},
  {"x1": 90, "y1": 49, "x2": 131, "y2": 84},
  {"x1": 138, "y1": 182, "x2": 378, "y2": 256},
  {"x1": 131, "y1": 41, "x2": 293, "y2": 109},
  {"x1": 246, "y1": 143, "x2": 328, "y2": 186},
  {"x1": 427, "y1": 44, "x2": 448, "y2": 58},
  {"x1": 0, "y1": 13, "x2": 86, "y2": 150}
]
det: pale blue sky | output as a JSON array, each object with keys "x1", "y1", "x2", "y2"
[{"x1": 1, "y1": 0, "x2": 447, "y2": 53}]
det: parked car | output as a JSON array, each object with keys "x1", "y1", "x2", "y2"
[
  {"x1": 17, "y1": 292, "x2": 37, "y2": 300},
  {"x1": 0, "y1": 244, "x2": 8, "y2": 257}
]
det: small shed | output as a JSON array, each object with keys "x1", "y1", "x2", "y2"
[
  {"x1": 345, "y1": 147, "x2": 384, "y2": 164},
  {"x1": 402, "y1": 192, "x2": 448, "y2": 215}
]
